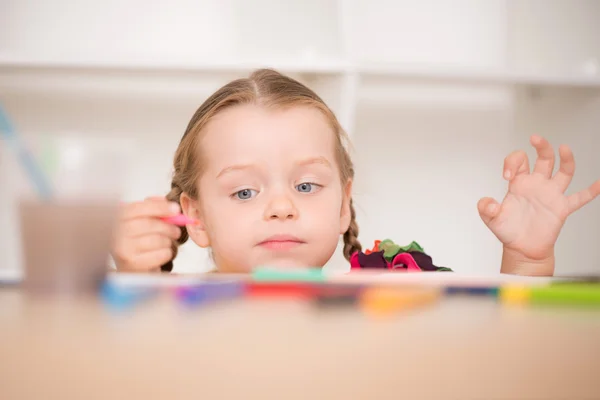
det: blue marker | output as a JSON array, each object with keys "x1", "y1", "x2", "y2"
[
  {"x1": 100, "y1": 280, "x2": 158, "y2": 310},
  {"x1": 0, "y1": 103, "x2": 53, "y2": 200}
]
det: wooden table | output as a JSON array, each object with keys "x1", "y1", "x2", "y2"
[{"x1": 1, "y1": 285, "x2": 599, "y2": 399}]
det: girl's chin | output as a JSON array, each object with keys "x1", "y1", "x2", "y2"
[
  {"x1": 253, "y1": 259, "x2": 315, "y2": 269},
  {"x1": 216, "y1": 253, "x2": 329, "y2": 273}
]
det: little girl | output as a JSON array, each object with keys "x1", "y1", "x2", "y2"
[{"x1": 112, "y1": 69, "x2": 600, "y2": 276}]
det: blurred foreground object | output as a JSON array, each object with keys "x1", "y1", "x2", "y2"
[
  {"x1": 18, "y1": 135, "x2": 131, "y2": 295},
  {"x1": 1, "y1": 271, "x2": 600, "y2": 399}
]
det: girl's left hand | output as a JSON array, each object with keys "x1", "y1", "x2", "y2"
[{"x1": 477, "y1": 135, "x2": 600, "y2": 262}]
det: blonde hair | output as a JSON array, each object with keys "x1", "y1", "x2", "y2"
[{"x1": 161, "y1": 69, "x2": 361, "y2": 272}]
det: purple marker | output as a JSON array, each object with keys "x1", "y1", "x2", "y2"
[{"x1": 176, "y1": 281, "x2": 244, "y2": 306}]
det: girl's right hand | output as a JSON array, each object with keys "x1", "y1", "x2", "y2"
[{"x1": 112, "y1": 197, "x2": 182, "y2": 272}]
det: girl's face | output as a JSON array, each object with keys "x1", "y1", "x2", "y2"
[{"x1": 182, "y1": 104, "x2": 352, "y2": 273}]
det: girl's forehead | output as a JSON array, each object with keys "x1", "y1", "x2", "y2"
[{"x1": 200, "y1": 104, "x2": 338, "y2": 170}]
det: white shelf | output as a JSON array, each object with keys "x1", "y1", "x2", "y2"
[
  {"x1": 2, "y1": 59, "x2": 600, "y2": 89},
  {"x1": 358, "y1": 63, "x2": 600, "y2": 88},
  {"x1": 0, "y1": 58, "x2": 351, "y2": 75}
]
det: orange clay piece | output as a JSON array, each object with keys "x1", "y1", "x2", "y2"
[
  {"x1": 364, "y1": 240, "x2": 382, "y2": 255},
  {"x1": 359, "y1": 286, "x2": 441, "y2": 316}
]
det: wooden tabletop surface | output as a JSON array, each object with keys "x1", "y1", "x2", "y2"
[{"x1": 1, "y1": 286, "x2": 599, "y2": 400}]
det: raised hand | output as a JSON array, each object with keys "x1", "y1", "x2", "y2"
[{"x1": 477, "y1": 135, "x2": 600, "y2": 275}]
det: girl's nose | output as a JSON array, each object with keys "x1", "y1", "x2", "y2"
[{"x1": 264, "y1": 194, "x2": 298, "y2": 221}]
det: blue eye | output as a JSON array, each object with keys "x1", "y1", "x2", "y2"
[
  {"x1": 234, "y1": 189, "x2": 257, "y2": 200},
  {"x1": 296, "y1": 183, "x2": 320, "y2": 193}
]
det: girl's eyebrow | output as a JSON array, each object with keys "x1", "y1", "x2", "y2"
[
  {"x1": 297, "y1": 156, "x2": 332, "y2": 169},
  {"x1": 217, "y1": 164, "x2": 257, "y2": 179},
  {"x1": 217, "y1": 157, "x2": 332, "y2": 179}
]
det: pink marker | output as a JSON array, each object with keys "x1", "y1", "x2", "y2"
[{"x1": 161, "y1": 214, "x2": 200, "y2": 226}]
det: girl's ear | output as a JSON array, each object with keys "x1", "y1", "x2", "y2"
[
  {"x1": 340, "y1": 179, "x2": 353, "y2": 234},
  {"x1": 180, "y1": 192, "x2": 210, "y2": 248}
]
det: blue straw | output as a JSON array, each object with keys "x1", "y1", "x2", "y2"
[{"x1": 0, "y1": 103, "x2": 53, "y2": 200}]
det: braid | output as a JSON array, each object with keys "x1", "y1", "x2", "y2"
[
  {"x1": 160, "y1": 182, "x2": 190, "y2": 272},
  {"x1": 342, "y1": 199, "x2": 361, "y2": 261}
]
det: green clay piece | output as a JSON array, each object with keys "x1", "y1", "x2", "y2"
[
  {"x1": 379, "y1": 239, "x2": 425, "y2": 261},
  {"x1": 401, "y1": 241, "x2": 424, "y2": 253},
  {"x1": 382, "y1": 243, "x2": 401, "y2": 260},
  {"x1": 252, "y1": 267, "x2": 325, "y2": 282},
  {"x1": 378, "y1": 239, "x2": 394, "y2": 251}
]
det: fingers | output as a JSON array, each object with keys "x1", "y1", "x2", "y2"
[
  {"x1": 530, "y1": 135, "x2": 555, "y2": 178},
  {"x1": 133, "y1": 234, "x2": 173, "y2": 253},
  {"x1": 121, "y1": 197, "x2": 180, "y2": 220},
  {"x1": 112, "y1": 230, "x2": 176, "y2": 272},
  {"x1": 112, "y1": 196, "x2": 183, "y2": 272},
  {"x1": 552, "y1": 145, "x2": 575, "y2": 193},
  {"x1": 503, "y1": 150, "x2": 530, "y2": 181},
  {"x1": 567, "y1": 179, "x2": 600, "y2": 214},
  {"x1": 113, "y1": 219, "x2": 179, "y2": 271},
  {"x1": 129, "y1": 249, "x2": 174, "y2": 272},
  {"x1": 477, "y1": 197, "x2": 501, "y2": 225},
  {"x1": 122, "y1": 218, "x2": 181, "y2": 240}
]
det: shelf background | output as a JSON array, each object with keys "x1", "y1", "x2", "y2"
[{"x1": 1, "y1": 0, "x2": 599, "y2": 274}]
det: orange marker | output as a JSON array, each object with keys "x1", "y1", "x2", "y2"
[{"x1": 359, "y1": 286, "x2": 441, "y2": 316}]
